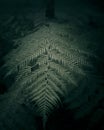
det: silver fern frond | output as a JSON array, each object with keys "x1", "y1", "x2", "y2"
[{"x1": 2, "y1": 23, "x2": 100, "y2": 128}]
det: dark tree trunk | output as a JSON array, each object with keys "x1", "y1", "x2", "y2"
[{"x1": 45, "y1": 0, "x2": 55, "y2": 19}]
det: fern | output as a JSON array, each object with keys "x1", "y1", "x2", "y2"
[{"x1": 1, "y1": 23, "x2": 100, "y2": 129}]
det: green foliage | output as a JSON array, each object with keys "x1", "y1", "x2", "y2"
[{"x1": 1, "y1": 22, "x2": 103, "y2": 128}]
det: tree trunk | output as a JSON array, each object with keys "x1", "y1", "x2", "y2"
[{"x1": 45, "y1": 0, "x2": 55, "y2": 19}]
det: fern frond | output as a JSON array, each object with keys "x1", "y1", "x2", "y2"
[{"x1": 2, "y1": 24, "x2": 99, "y2": 128}]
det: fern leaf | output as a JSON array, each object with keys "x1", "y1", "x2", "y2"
[{"x1": 2, "y1": 24, "x2": 99, "y2": 128}]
